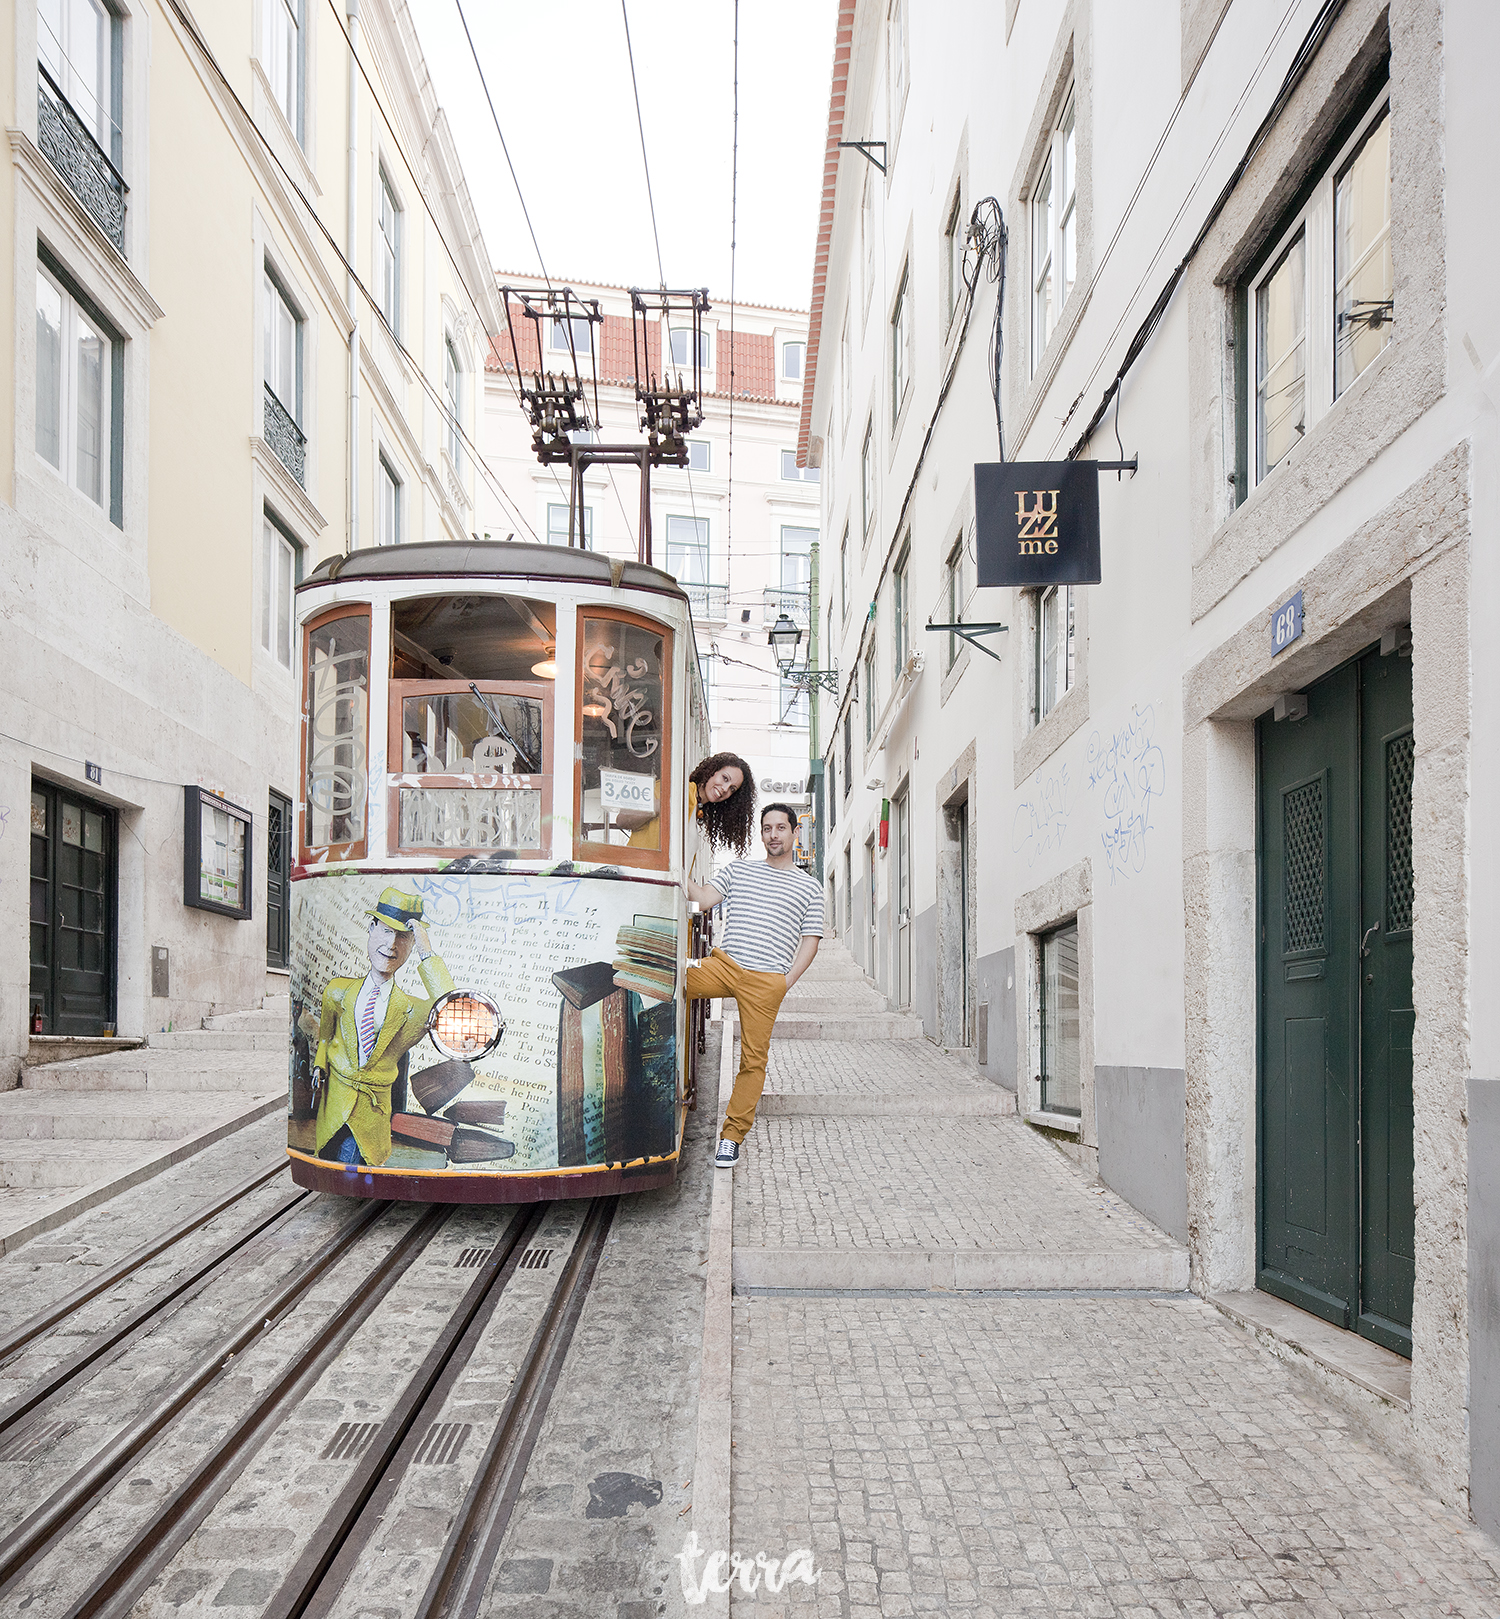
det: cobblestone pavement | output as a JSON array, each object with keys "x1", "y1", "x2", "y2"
[
  {"x1": 733, "y1": 1110, "x2": 1178, "y2": 1254},
  {"x1": 730, "y1": 1292, "x2": 1500, "y2": 1617}
]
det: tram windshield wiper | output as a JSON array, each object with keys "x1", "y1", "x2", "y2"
[{"x1": 468, "y1": 683, "x2": 539, "y2": 774}]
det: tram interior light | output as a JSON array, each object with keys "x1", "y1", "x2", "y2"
[
  {"x1": 531, "y1": 645, "x2": 558, "y2": 680},
  {"x1": 582, "y1": 700, "x2": 609, "y2": 719},
  {"x1": 428, "y1": 991, "x2": 505, "y2": 1061},
  {"x1": 768, "y1": 613, "x2": 803, "y2": 675}
]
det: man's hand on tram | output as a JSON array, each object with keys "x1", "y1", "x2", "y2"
[{"x1": 679, "y1": 875, "x2": 724, "y2": 910}]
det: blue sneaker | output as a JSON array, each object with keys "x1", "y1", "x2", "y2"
[{"x1": 714, "y1": 1138, "x2": 740, "y2": 1169}]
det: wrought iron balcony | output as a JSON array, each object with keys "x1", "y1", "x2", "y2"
[
  {"x1": 263, "y1": 384, "x2": 307, "y2": 487},
  {"x1": 681, "y1": 582, "x2": 729, "y2": 621},
  {"x1": 37, "y1": 67, "x2": 126, "y2": 253},
  {"x1": 763, "y1": 587, "x2": 810, "y2": 626}
]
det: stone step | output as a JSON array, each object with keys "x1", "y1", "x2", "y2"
[
  {"x1": 203, "y1": 1008, "x2": 288, "y2": 1034},
  {"x1": 0, "y1": 1090, "x2": 278, "y2": 1141},
  {"x1": 765, "y1": 1012, "x2": 923, "y2": 1041},
  {"x1": 777, "y1": 994, "x2": 891, "y2": 1016},
  {"x1": 261, "y1": 991, "x2": 291, "y2": 1012},
  {"x1": 23, "y1": 1050, "x2": 286, "y2": 1093},
  {"x1": 801, "y1": 957, "x2": 869, "y2": 981},
  {"x1": 147, "y1": 1029, "x2": 286, "y2": 1052},
  {"x1": 1, "y1": 1140, "x2": 167, "y2": 1191}
]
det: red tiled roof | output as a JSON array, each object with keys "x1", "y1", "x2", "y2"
[
  {"x1": 797, "y1": 3, "x2": 856, "y2": 467},
  {"x1": 488, "y1": 305, "x2": 791, "y2": 406}
]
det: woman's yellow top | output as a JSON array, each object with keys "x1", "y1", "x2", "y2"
[{"x1": 627, "y1": 778, "x2": 698, "y2": 852}]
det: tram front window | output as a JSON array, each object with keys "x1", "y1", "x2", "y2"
[
  {"x1": 390, "y1": 681, "x2": 550, "y2": 856},
  {"x1": 303, "y1": 608, "x2": 370, "y2": 860},
  {"x1": 576, "y1": 610, "x2": 672, "y2": 864}
]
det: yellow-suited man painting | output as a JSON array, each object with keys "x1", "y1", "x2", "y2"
[{"x1": 312, "y1": 888, "x2": 453, "y2": 1167}]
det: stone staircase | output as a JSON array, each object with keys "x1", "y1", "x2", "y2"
[
  {"x1": 770, "y1": 940, "x2": 924, "y2": 1039},
  {"x1": 0, "y1": 991, "x2": 288, "y2": 1252}
]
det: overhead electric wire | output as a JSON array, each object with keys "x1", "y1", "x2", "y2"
[
  {"x1": 452, "y1": 0, "x2": 551, "y2": 291},
  {"x1": 621, "y1": 0, "x2": 666, "y2": 289},
  {"x1": 157, "y1": 0, "x2": 539, "y2": 543}
]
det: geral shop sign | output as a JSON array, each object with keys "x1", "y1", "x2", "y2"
[
  {"x1": 742, "y1": 757, "x2": 812, "y2": 803},
  {"x1": 974, "y1": 460, "x2": 1103, "y2": 588}
]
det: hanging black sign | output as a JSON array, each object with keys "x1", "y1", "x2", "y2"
[{"x1": 974, "y1": 460, "x2": 1102, "y2": 588}]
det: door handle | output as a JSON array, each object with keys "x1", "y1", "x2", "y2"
[{"x1": 1360, "y1": 921, "x2": 1380, "y2": 958}]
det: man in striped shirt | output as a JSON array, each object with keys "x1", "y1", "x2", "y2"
[{"x1": 682, "y1": 803, "x2": 824, "y2": 1168}]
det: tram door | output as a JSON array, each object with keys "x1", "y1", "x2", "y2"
[
  {"x1": 1257, "y1": 646, "x2": 1414, "y2": 1355},
  {"x1": 30, "y1": 780, "x2": 116, "y2": 1034},
  {"x1": 894, "y1": 792, "x2": 911, "y2": 1009}
]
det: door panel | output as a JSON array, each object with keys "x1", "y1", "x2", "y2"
[
  {"x1": 1258, "y1": 663, "x2": 1359, "y2": 1326},
  {"x1": 29, "y1": 780, "x2": 115, "y2": 1034},
  {"x1": 1359, "y1": 650, "x2": 1415, "y2": 1351}
]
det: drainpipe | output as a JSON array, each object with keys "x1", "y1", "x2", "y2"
[{"x1": 346, "y1": 0, "x2": 360, "y2": 553}]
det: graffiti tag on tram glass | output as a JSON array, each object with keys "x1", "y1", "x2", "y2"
[
  {"x1": 305, "y1": 649, "x2": 369, "y2": 849},
  {"x1": 582, "y1": 647, "x2": 659, "y2": 758},
  {"x1": 1087, "y1": 702, "x2": 1166, "y2": 883}
]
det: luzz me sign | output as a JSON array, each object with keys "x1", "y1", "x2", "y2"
[{"x1": 975, "y1": 460, "x2": 1102, "y2": 588}]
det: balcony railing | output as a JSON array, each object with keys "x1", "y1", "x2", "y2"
[
  {"x1": 264, "y1": 384, "x2": 307, "y2": 487},
  {"x1": 763, "y1": 587, "x2": 811, "y2": 626},
  {"x1": 681, "y1": 582, "x2": 729, "y2": 622},
  {"x1": 37, "y1": 67, "x2": 126, "y2": 253}
]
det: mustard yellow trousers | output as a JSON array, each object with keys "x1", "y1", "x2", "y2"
[{"x1": 685, "y1": 947, "x2": 787, "y2": 1143}]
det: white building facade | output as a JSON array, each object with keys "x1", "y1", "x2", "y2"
[
  {"x1": 0, "y1": 0, "x2": 498, "y2": 1075},
  {"x1": 804, "y1": 0, "x2": 1500, "y2": 1526},
  {"x1": 479, "y1": 279, "x2": 819, "y2": 814}
]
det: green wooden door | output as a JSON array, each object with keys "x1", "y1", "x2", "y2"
[
  {"x1": 1359, "y1": 651, "x2": 1415, "y2": 1353},
  {"x1": 29, "y1": 781, "x2": 116, "y2": 1034},
  {"x1": 1258, "y1": 662, "x2": 1360, "y2": 1326},
  {"x1": 1257, "y1": 649, "x2": 1415, "y2": 1353}
]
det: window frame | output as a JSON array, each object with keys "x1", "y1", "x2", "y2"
[
  {"x1": 780, "y1": 449, "x2": 820, "y2": 483},
  {"x1": 262, "y1": 0, "x2": 305, "y2": 145},
  {"x1": 782, "y1": 341, "x2": 804, "y2": 381},
  {"x1": 549, "y1": 316, "x2": 593, "y2": 357},
  {"x1": 444, "y1": 333, "x2": 463, "y2": 467},
  {"x1": 1239, "y1": 86, "x2": 1393, "y2": 500},
  {"x1": 264, "y1": 264, "x2": 303, "y2": 422},
  {"x1": 38, "y1": 0, "x2": 123, "y2": 167},
  {"x1": 572, "y1": 605, "x2": 675, "y2": 872},
  {"x1": 377, "y1": 452, "x2": 402, "y2": 547},
  {"x1": 842, "y1": 709, "x2": 853, "y2": 794},
  {"x1": 261, "y1": 512, "x2": 299, "y2": 667},
  {"x1": 943, "y1": 184, "x2": 964, "y2": 329},
  {"x1": 665, "y1": 513, "x2": 711, "y2": 588},
  {"x1": 863, "y1": 644, "x2": 878, "y2": 743},
  {"x1": 388, "y1": 677, "x2": 553, "y2": 860},
  {"x1": 35, "y1": 253, "x2": 121, "y2": 522},
  {"x1": 299, "y1": 603, "x2": 371, "y2": 863},
  {"x1": 546, "y1": 502, "x2": 593, "y2": 548},
  {"x1": 840, "y1": 526, "x2": 850, "y2": 623},
  {"x1": 944, "y1": 534, "x2": 965, "y2": 672},
  {"x1": 1033, "y1": 583, "x2": 1074, "y2": 725},
  {"x1": 1038, "y1": 918, "x2": 1082, "y2": 1116},
  {"x1": 890, "y1": 262, "x2": 911, "y2": 421},
  {"x1": 377, "y1": 165, "x2": 402, "y2": 336},
  {"x1": 686, "y1": 438, "x2": 710, "y2": 473},
  {"x1": 669, "y1": 327, "x2": 710, "y2": 369},
  {"x1": 1031, "y1": 87, "x2": 1076, "y2": 374},
  {"x1": 860, "y1": 419, "x2": 875, "y2": 539},
  {"x1": 892, "y1": 540, "x2": 910, "y2": 677}
]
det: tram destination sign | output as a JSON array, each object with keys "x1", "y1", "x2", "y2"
[{"x1": 974, "y1": 460, "x2": 1102, "y2": 588}]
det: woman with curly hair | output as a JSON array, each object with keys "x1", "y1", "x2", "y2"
[{"x1": 629, "y1": 750, "x2": 756, "y2": 855}]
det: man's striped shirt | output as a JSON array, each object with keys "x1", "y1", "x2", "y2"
[{"x1": 712, "y1": 859, "x2": 825, "y2": 975}]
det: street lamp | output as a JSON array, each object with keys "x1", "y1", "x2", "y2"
[{"x1": 767, "y1": 613, "x2": 840, "y2": 693}]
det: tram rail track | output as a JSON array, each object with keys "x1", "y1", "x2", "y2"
[{"x1": 0, "y1": 1189, "x2": 619, "y2": 1619}]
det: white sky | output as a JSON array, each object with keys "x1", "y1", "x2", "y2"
[{"x1": 408, "y1": 0, "x2": 839, "y2": 313}]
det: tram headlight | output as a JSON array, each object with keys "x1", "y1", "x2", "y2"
[{"x1": 427, "y1": 991, "x2": 505, "y2": 1061}]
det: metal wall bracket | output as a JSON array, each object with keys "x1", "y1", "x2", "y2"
[
  {"x1": 837, "y1": 140, "x2": 887, "y2": 174},
  {"x1": 1095, "y1": 457, "x2": 1138, "y2": 478},
  {"x1": 923, "y1": 622, "x2": 1008, "y2": 662}
]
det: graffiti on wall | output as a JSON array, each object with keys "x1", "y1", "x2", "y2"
[{"x1": 1086, "y1": 703, "x2": 1166, "y2": 883}]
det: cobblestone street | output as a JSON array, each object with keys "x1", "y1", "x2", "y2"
[{"x1": 717, "y1": 946, "x2": 1500, "y2": 1616}]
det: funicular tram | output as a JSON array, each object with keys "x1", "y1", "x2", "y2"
[{"x1": 285, "y1": 541, "x2": 713, "y2": 1201}]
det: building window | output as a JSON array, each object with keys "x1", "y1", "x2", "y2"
[
  {"x1": 1031, "y1": 88, "x2": 1076, "y2": 372},
  {"x1": 686, "y1": 438, "x2": 710, "y2": 472},
  {"x1": 891, "y1": 264, "x2": 911, "y2": 417},
  {"x1": 840, "y1": 312, "x2": 852, "y2": 431},
  {"x1": 666, "y1": 515, "x2": 710, "y2": 587},
  {"x1": 943, "y1": 535, "x2": 965, "y2": 671},
  {"x1": 377, "y1": 454, "x2": 401, "y2": 547},
  {"x1": 889, "y1": 0, "x2": 908, "y2": 123},
  {"x1": 860, "y1": 420, "x2": 875, "y2": 536},
  {"x1": 828, "y1": 756, "x2": 836, "y2": 829},
  {"x1": 550, "y1": 317, "x2": 593, "y2": 356},
  {"x1": 864, "y1": 644, "x2": 878, "y2": 742},
  {"x1": 39, "y1": 0, "x2": 122, "y2": 162},
  {"x1": 1038, "y1": 921, "x2": 1081, "y2": 1114},
  {"x1": 547, "y1": 502, "x2": 593, "y2": 547},
  {"x1": 444, "y1": 335, "x2": 462, "y2": 466},
  {"x1": 843, "y1": 709, "x2": 853, "y2": 792},
  {"x1": 262, "y1": 0, "x2": 303, "y2": 141},
  {"x1": 1034, "y1": 584, "x2": 1074, "y2": 724},
  {"x1": 1246, "y1": 91, "x2": 1391, "y2": 490},
  {"x1": 944, "y1": 186, "x2": 964, "y2": 327},
  {"x1": 781, "y1": 449, "x2": 820, "y2": 483},
  {"x1": 670, "y1": 328, "x2": 710, "y2": 367},
  {"x1": 862, "y1": 173, "x2": 875, "y2": 310},
  {"x1": 264, "y1": 267, "x2": 300, "y2": 419},
  {"x1": 780, "y1": 525, "x2": 816, "y2": 604},
  {"x1": 35, "y1": 261, "x2": 114, "y2": 513},
  {"x1": 782, "y1": 341, "x2": 804, "y2": 380},
  {"x1": 377, "y1": 168, "x2": 401, "y2": 335},
  {"x1": 840, "y1": 527, "x2": 850, "y2": 622},
  {"x1": 262, "y1": 516, "x2": 297, "y2": 667},
  {"x1": 892, "y1": 542, "x2": 910, "y2": 676}
]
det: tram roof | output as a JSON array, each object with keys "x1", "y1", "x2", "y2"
[{"x1": 300, "y1": 541, "x2": 689, "y2": 602}]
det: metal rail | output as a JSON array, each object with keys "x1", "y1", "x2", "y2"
[
  {"x1": 0, "y1": 1159, "x2": 290, "y2": 1366},
  {"x1": 0, "y1": 1185, "x2": 311, "y2": 1441},
  {"x1": 0, "y1": 1199, "x2": 392, "y2": 1596},
  {"x1": 62, "y1": 1204, "x2": 455, "y2": 1619}
]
